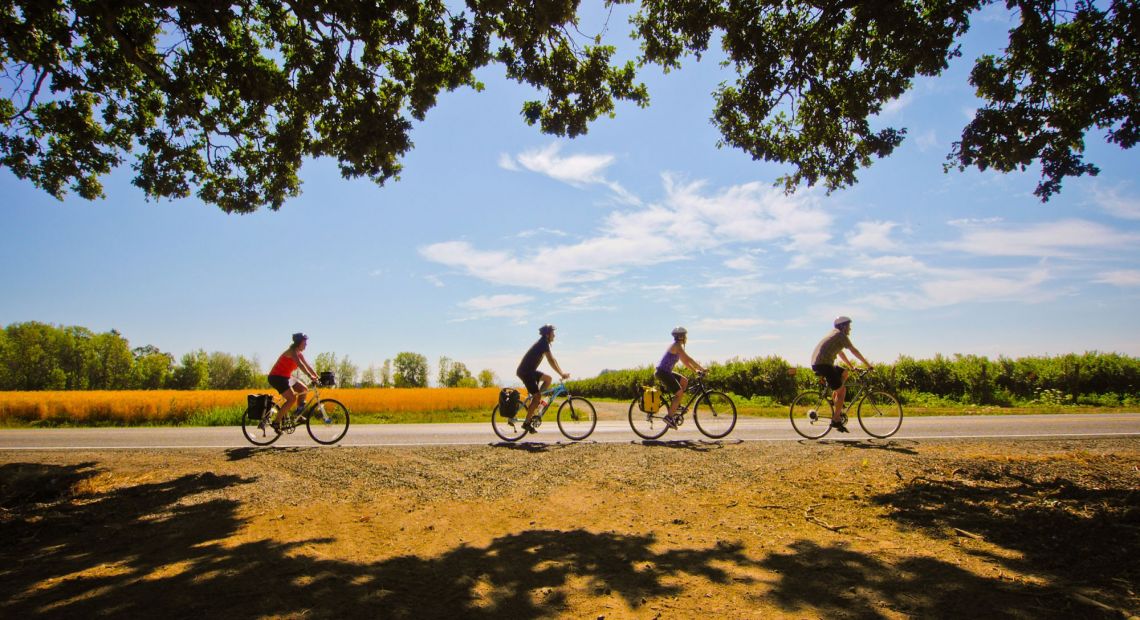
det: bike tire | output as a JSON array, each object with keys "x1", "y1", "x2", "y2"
[
  {"x1": 491, "y1": 404, "x2": 527, "y2": 442},
  {"x1": 306, "y1": 398, "x2": 350, "y2": 445},
  {"x1": 693, "y1": 390, "x2": 737, "y2": 439},
  {"x1": 556, "y1": 396, "x2": 597, "y2": 440},
  {"x1": 242, "y1": 409, "x2": 282, "y2": 446},
  {"x1": 857, "y1": 391, "x2": 903, "y2": 439},
  {"x1": 628, "y1": 398, "x2": 669, "y2": 440},
  {"x1": 789, "y1": 391, "x2": 834, "y2": 440}
]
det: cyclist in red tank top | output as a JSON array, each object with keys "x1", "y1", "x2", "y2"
[{"x1": 265, "y1": 333, "x2": 319, "y2": 432}]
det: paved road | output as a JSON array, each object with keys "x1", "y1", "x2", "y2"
[{"x1": 0, "y1": 413, "x2": 1137, "y2": 450}]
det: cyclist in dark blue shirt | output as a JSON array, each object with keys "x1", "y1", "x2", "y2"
[{"x1": 516, "y1": 324, "x2": 570, "y2": 432}]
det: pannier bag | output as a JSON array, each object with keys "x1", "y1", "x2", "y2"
[
  {"x1": 319, "y1": 371, "x2": 336, "y2": 387},
  {"x1": 498, "y1": 388, "x2": 521, "y2": 418},
  {"x1": 639, "y1": 386, "x2": 661, "y2": 413},
  {"x1": 245, "y1": 394, "x2": 275, "y2": 420}
]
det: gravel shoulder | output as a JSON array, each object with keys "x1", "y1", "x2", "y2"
[{"x1": 1, "y1": 437, "x2": 1138, "y2": 618}]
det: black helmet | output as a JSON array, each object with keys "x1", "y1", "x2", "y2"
[
  {"x1": 292, "y1": 332, "x2": 308, "y2": 345},
  {"x1": 539, "y1": 324, "x2": 555, "y2": 336}
]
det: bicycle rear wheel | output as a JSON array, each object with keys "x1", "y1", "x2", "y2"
[
  {"x1": 557, "y1": 396, "x2": 597, "y2": 440},
  {"x1": 628, "y1": 398, "x2": 669, "y2": 440},
  {"x1": 307, "y1": 399, "x2": 350, "y2": 445},
  {"x1": 857, "y1": 391, "x2": 903, "y2": 439},
  {"x1": 789, "y1": 391, "x2": 834, "y2": 440},
  {"x1": 242, "y1": 409, "x2": 281, "y2": 446},
  {"x1": 491, "y1": 404, "x2": 527, "y2": 442},
  {"x1": 693, "y1": 390, "x2": 737, "y2": 439}
]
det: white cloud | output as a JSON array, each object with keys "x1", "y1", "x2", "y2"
[
  {"x1": 1094, "y1": 270, "x2": 1140, "y2": 287},
  {"x1": 849, "y1": 220, "x2": 898, "y2": 251},
  {"x1": 421, "y1": 174, "x2": 830, "y2": 290},
  {"x1": 1092, "y1": 185, "x2": 1140, "y2": 220},
  {"x1": 879, "y1": 92, "x2": 914, "y2": 117},
  {"x1": 945, "y1": 219, "x2": 1139, "y2": 257},
  {"x1": 457, "y1": 294, "x2": 534, "y2": 321},
  {"x1": 724, "y1": 255, "x2": 759, "y2": 271},
  {"x1": 500, "y1": 142, "x2": 640, "y2": 205},
  {"x1": 915, "y1": 129, "x2": 938, "y2": 152}
]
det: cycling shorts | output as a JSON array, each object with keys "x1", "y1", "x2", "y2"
[{"x1": 811, "y1": 364, "x2": 845, "y2": 390}]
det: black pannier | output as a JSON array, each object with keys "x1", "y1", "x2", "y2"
[
  {"x1": 498, "y1": 388, "x2": 521, "y2": 418},
  {"x1": 319, "y1": 371, "x2": 336, "y2": 387},
  {"x1": 245, "y1": 394, "x2": 275, "y2": 420}
]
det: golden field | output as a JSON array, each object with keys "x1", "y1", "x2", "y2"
[{"x1": 0, "y1": 387, "x2": 502, "y2": 425}]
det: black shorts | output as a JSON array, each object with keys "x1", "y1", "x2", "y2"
[
  {"x1": 516, "y1": 369, "x2": 545, "y2": 397},
  {"x1": 267, "y1": 374, "x2": 292, "y2": 395},
  {"x1": 656, "y1": 369, "x2": 683, "y2": 394},
  {"x1": 812, "y1": 364, "x2": 845, "y2": 390}
]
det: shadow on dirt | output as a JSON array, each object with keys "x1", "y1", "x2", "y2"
[
  {"x1": 0, "y1": 460, "x2": 758, "y2": 618},
  {"x1": 634, "y1": 439, "x2": 738, "y2": 451},
  {"x1": 835, "y1": 439, "x2": 920, "y2": 455},
  {"x1": 2, "y1": 455, "x2": 1134, "y2": 618},
  {"x1": 866, "y1": 458, "x2": 1139, "y2": 617}
]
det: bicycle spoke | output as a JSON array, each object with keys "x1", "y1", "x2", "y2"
[
  {"x1": 557, "y1": 397, "x2": 597, "y2": 440},
  {"x1": 628, "y1": 398, "x2": 668, "y2": 440},
  {"x1": 693, "y1": 391, "x2": 737, "y2": 439},
  {"x1": 857, "y1": 391, "x2": 903, "y2": 439},
  {"x1": 307, "y1": 399, "x2": 350, "y2": 445},
  {"x1": 790, "y1": 391, "x2": 833, "y2": 440}
]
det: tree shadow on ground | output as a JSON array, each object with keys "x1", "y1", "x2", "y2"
[
  {"x1": 762, "y1": 539, "x2": 1087, "y2": 619},
  {"x1": 0, "y1": 460, "x2": 762, "y2": 619},
  {"x1": 869, "y1": 459, "x2": 1139, "y2": 617}
]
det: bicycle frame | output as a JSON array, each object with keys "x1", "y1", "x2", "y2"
[{"x1": 527, "y1": 381, "x2": 570, "y2": 419}]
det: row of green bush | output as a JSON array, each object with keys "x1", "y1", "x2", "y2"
[{"x1": 567, "y1": 352, "x2": 1140, "y2": 407}]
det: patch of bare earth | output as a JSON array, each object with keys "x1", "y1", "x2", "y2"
[{"x1": 1, "y1": 437, "x2": 1137, "y2": 618}]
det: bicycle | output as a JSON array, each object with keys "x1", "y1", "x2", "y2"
[
  {"x1": 789, "y1": 367, "x2": 902, "y2": 439},
  {"x1": 627, "y1": 371, "x2": 737, "y2": 440},
  {"x1": 242, "y1": 376, "x2": 350, "y2": 446},
  {"x1": 491, "y1": 380, "x2": 597, "y2": 442}
]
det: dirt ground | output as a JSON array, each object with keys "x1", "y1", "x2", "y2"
[{"x1": 1, "y1": 436, "x2": 1138, "y2": 619}]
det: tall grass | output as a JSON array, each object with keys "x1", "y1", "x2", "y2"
[{"x1": 0, "y1": 387, "x2": 501, "y2": 427}]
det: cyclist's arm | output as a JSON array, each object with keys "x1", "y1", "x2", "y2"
[
  {"x1": 545, "y1": 352, "x2": 570, "y2": 379},
  {"x1": 296, "y1": 353, "x2": 320, "y2": 381},
  {"x1": 844, "y1": 347, "x2": 874, "y2": 370},
  {"x1": 678, "y1": 349, "x2": 706, "y2": 374}
]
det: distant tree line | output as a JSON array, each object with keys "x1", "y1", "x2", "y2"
[
  {"x1": 569, "y1": 353, "x2": 1140, "y2": 407},
  {"x1": 0, "y1": 322, "x2": 498, "y2": 391}
]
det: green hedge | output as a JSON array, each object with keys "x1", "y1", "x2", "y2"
[{"x1": 568, "y1": 352, "x2": 1140, "y2": 406}]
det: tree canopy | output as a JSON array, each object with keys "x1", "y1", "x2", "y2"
[{"x1": 2, "y1": 0, "x2": 1135, "y2": 211}]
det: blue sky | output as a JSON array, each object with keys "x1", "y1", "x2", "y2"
[{"x1": 3, "y1": 5, "x2": 1138, "y2": 386}]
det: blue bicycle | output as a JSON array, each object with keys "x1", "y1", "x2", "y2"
[{"x1": 491, "y1": 380, "x2": 597, "y2": 442}]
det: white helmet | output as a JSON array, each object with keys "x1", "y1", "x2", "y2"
[
  {"x1": 671, "y1": 326, "x2": 688, "y2": 338},
  {"x1": 834, "y1": 316, "x2": 852, "y2": 328}
]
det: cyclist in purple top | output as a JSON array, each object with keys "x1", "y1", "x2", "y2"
[
  {"x1": 516, "y1": 324, "x2": 570, "y2": 433},
  {"x1": 656, "y1": 327, "x2": 707, "y2": 429}
]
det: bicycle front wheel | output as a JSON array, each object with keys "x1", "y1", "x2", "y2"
[
  {"x1": 307, "y1": 399, "x2": 350, "y2": 445},
  {"x1": 693, "y1": 391, "x2": 737, "y2": 439},
  {"x1": 789, "y1": 391, "x2": 834, "y2": 440},
  {"x1": 857, "y1": 391, "x2": 903, "y2": 439},
  {"x1": 556, "y1": 397, "x2": 597, "y2": 440},
  {"x1": 491, "y1": 404, "x2": 527, "y2": 442},
  {"x1": 242, "y1": 408, "x2": 281, "y2": 446},
  {"x1": 628, "y1": 398, "x2": 669, "y2": 440}
]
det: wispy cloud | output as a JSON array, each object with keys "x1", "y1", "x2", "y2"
[
  {"x1": 421, "y1": 171, "x2": 830, "y2": 290},
  {"x1": 457, "y1": 294, "x2": 534, "y2": 322},
  {"x1": 945, "y1": 219, "x2": 1139, "y2": 257},
  {"x1": 1094, "y1": 270, "x2": 1140, "y2": 287},
  {"x1": 499, "y1": 142, "x2": 640, "y2": 205},
  {"x1": 1092, "y1": 185, "x2": 1140, "y2": 220},
  {"x1": 849, "y1": 220, "x2": 898, "y2": 251}
]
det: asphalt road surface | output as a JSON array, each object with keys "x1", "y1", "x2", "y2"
[{"x1": 0, "y1": 412, "x2": 1137, "y2": 450}]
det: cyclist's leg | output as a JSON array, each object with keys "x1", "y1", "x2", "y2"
[
  {"x1": 267, "y1": 375, "x2": 293, "y2": 425},
  {"x1": 656, "y1": 370, "x2": 684, "y2": 416},
  {"x1": 518, "y1": 371, "x2": 543, "y2": 422},
  {"x1": 811, "y1": 364, "x2": 846, "y2": 424},
  {"x1": 833, "y1": 368, "x2": 849, "y2": 421}
]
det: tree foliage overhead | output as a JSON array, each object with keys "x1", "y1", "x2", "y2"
[{"x1": 1, "y1": 1, "x2": 1135, "y2": 211}]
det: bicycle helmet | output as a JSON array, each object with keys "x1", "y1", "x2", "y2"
[
  {"x1": 671, "y1": 326, "x2": 688, "y2": 339},
  {"x1": 833, "y1": 316, "x2": 852, "y2": 328},
  {"x1": 292, "y1": 332, "x2": 308, "y2": 345},
  {"x1": 539, "y1": 324, "x2": 556, "y2": 336}
]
